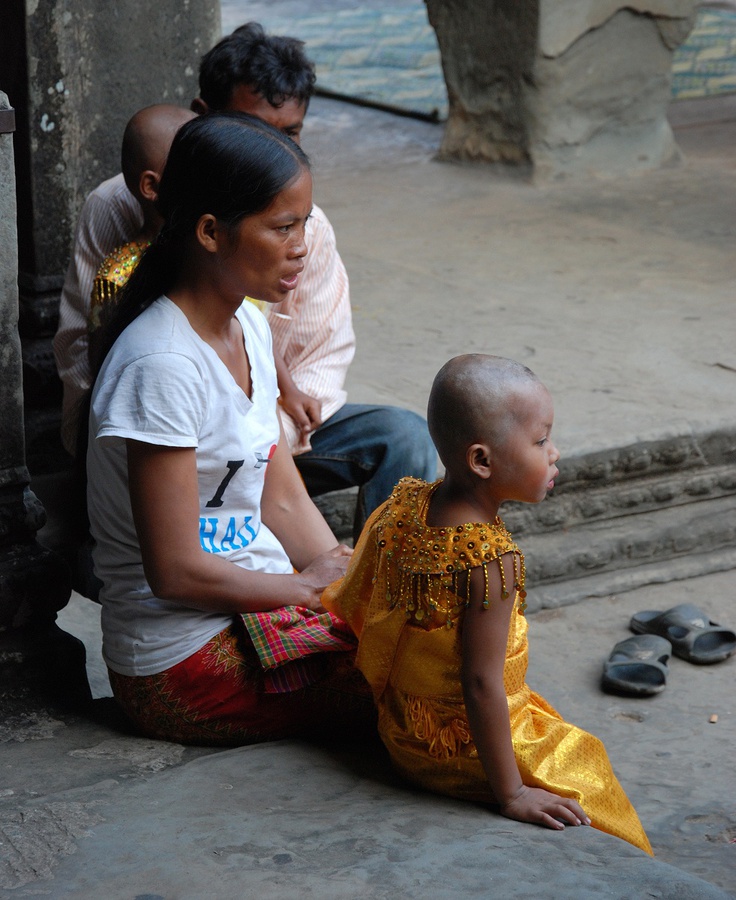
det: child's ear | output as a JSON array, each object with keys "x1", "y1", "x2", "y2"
[
  {"x1": 190, "y1": 97, "x2": 208, "y2": 115},
  {"x1": 467, "y1": 443, "x2": 492, "y2": 480},
  {"x1": 195, "y1": 213, "x2": 219, "y2": 253},
  {"x1": 138, "y1": 170, "x2": 160, "y2": 204}
]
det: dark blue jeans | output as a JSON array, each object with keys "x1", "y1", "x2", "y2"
[{"x1": 294, "y1": 403, "x2": 438, "y2": 542}]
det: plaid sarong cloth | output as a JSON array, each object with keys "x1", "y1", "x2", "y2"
[{"x1": 241, "y1": 607, "x2": 358, "y2": 693}]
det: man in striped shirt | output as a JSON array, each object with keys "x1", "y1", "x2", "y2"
[{"x1": 53, "y1": 22, "x2": 437, "y2": 542}]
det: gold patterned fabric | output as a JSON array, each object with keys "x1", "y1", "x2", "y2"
[
  {"x1": 89, "y1": 239, "x2": 151, "y2": 332},
  {"x1": 323, "y1": 478, "x2": 652, "y2": 855},
  {"x1": 89, "y1": 238, "x2": 267, "y2": 333}
]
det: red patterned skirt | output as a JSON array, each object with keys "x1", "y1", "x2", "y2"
[{"x1": 108, "y1": 617, "x2": 375, "y2": 747}]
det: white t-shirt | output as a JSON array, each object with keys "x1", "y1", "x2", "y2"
[{"x1": 88, "y1": 297, "x2": 293, "y2": 676}]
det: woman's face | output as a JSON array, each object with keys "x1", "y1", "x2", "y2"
[{"x1": 220, "y1": 167, "x2": 313, "y2": 305}]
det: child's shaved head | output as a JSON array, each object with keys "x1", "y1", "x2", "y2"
[
  {"x1": 121, "y1": 104, "x2": 196, "y2": 199},
  {"x1": 428, "y1": 354, "x2": 541, "y2": 470}
]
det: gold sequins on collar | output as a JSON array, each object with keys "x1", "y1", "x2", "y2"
[{"x1": 373, "y1": 478, "x2": 528, "y2": 623}]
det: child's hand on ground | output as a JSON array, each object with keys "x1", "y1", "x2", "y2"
[
  {"x1": 499, "y1": 785, "x2": 591, "y2": 831},
  {"x1": 280, "y1": 388, "x2": 322, "y2": 443}
]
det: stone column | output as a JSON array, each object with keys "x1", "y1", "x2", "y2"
[
  {"x1": 425, "y1": 0, "x2": 698, "y2": 178},
  {"x1": 0, "y1": 90, "x2": 87, "y2": 706},
  {"x1": 0, "y1": 0, "x2": 219, "y2": 706},
  {"x1": 1, "y1": 0, "x2": 220, "y2": 471}
]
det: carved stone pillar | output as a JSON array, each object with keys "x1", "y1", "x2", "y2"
[
  {"x1": 0, "y1": 0, "x2": 220, "y2": 706},
  {"x1": 425, "y1": 0, "x2": 698, "y2": 178},
  {"x1": 1, "y1": 0, "x2": 221, "y2": 472},
  {"x1": 0, "y1": 90, "x2": 88, "y2": 707}
]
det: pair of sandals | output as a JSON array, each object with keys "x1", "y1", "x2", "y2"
[{"x1": 601, "y1": 603, "x2": 736, "y2": 697}]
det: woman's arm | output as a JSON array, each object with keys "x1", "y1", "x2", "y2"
[
  {"x1": 461, "y1": 555, "x2": 589, "y2": 831},
  {"x1": 261, "y1": 416, "x2": 349, "y2": 571},
  {"x1": 126, "y1": 438, "x2": 348, "y2": 613}
]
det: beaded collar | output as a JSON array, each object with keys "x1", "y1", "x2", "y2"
[{"x1": 374, "y1": 478, "x2": 527, "y2": 619}]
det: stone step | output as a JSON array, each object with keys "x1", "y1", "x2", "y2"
[{"x1": 314, "y1": 427, "x2": 736, "y2": 610}]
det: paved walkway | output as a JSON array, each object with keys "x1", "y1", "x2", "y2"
[
  {"x1": 302, "y1": 95, "x2": 736, "y2": 461},
  {"x1": 41, "y1": 572, "x2": 733, "y2": 897},
  {"x1": 8, "y1": 86, "x2": 736, "y2": 900}
]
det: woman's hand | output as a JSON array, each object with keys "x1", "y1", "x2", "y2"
[
  {"x1": 261, "y1": 417, "x2": 342, "y2": 571},
  {"x1": 294, "y1": 544, "x2": 353, "y2": 611},
  {"x1": 499, "y1": 785, "x2": 590, "y2": 831}
]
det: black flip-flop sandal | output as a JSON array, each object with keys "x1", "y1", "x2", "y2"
[
  {"x1": 630, "y1": 603, "x2": 736, "y2": 664},
  {"x1": 602, "y1": 634, "x2": 672, "y2": 696}
]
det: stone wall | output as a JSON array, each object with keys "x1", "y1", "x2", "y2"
[
  {"x1": 0, "y1": 89, "x2": 69, "y2": 636},
  {"x1": 8, "y1": 0, "x2": 221, "y2": 289},
  {"x1": 0, "y1": 0, "x2": 221, "y2": 473},
  {"x1": 506, "y1": 428, "x2": 736, "y2": 609},
  {"x1": 319, "y1": 429, "x2": 736, "y2": 612}
]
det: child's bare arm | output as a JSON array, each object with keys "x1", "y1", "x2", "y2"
[{"x1": 461, "y1": 555, "x2": 590, "y2": 831}]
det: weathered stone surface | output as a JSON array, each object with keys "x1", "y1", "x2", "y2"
[
  {"x1": 0, "y1": 90, "x2": 86, "y2": 704},
  {"x1": 0, "y1": 544, "x2": 70, "y2": 628},
  {"x1": 313, "y1": 488, "x2": 357, "y2": 543},
  {"x1": 530, "y1": 8, "x2": 684, "y2": 179},
  {"x1": 0, "y1": 801, "x2": 105, "y2": 890},
  {"x1": 2, "y1": 0, "x2": 221, "y2": 289},
  {"x1": 489, "y1": 429, "x2": 736, "y2": 606},
  {"x1": 21, "y1": 336, "x2": 63, "y2": 409},
  {"x1": 0, "y1": 92, "x2": 26, "y2": 475},
  {"x1": 425, "y1": 0, "x2": 538, "y2": 164},
  {"x1": 3, "y1": 739, "x2": 728, "y2": 898},
  {"x1": 538, "y1": 0, "x2": 696, "y2": 56},
  {"x1": 426, "y1": 0, "x2": 698, "y2": 177}
]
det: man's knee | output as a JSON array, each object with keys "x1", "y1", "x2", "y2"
[{"x1": 374, "y1": 406, "x2": 437, "y2": 479}]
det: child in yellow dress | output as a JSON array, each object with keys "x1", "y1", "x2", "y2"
[{"x1": 323, "y1": 354, "x2": 652, "y2": 855}]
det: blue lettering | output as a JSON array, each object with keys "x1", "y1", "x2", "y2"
[
  {"x1": 221, "y1": 517, "x2": 240, "y2": 551},
  {"x1": 199, "y1": 517, "x2": 221, "y2": 553},
  {"x1": 243, "y1": 516, "x2": 258, "y2": 544},
  {"x1": 230, "y1": 515, "x2": 258, "y2": 549},
  {"x1": 198, "y1": 515, "x2": 261, "y2": 553}
]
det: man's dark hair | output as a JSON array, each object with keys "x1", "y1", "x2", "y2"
[{"x1": 199, "y1": 22, "x2": 317, "y2": 111}]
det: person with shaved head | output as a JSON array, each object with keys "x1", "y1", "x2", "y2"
[
  {"x1": 54, "y1": 104, "x2": 195, "y2": 455},
  {"x1": 324, "y1": 355, "x2": 652, "y2": 854},
  {"x1": 89, "y1": 105, "x2": 196, "y2": 335}
]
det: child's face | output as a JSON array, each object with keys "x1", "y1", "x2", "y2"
[{"x1": 490, "y1": 384, "x2": 560, "y2": 505}]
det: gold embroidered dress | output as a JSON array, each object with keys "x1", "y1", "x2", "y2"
[
  {"x1": 323, "y1": 478, "x2": 652, "y2": 855},
  {"x1": 90, "y1": 239, "x2": 152, "y2": 332}
]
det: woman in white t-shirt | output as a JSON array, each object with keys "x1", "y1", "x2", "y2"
[{"x1": 86, "y1": 112, "x2": 373, "y2": 745}]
